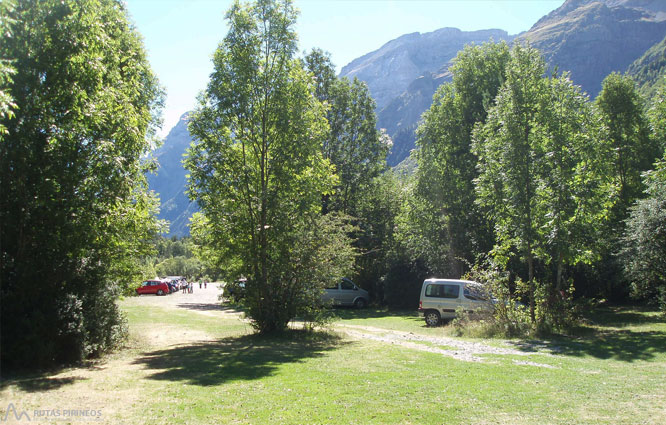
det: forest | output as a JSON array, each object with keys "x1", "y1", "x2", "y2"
[{"x1": 1, "y1": 0, "x2": 665, "y2": 369}]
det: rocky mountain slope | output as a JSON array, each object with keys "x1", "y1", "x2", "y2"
[
  {"x1": 520, "y1": 0, "x2": 666, "y2": 98},
  {"x1": 146, "y1": 113, "x2": 197, "y2": 237},
  {"x1": 340, "y1": 28, "x2": 513, "y2": 112},
  {"x1": 627, "y1": 33, "x2": 666, "y2": 98}
]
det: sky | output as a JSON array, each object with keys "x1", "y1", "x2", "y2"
[{"x1": 124, "y1": 0, "x2": 564, "y2": 137}]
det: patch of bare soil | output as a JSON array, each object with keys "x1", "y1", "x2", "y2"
[
  {"x1": 336, "y1": 324, "x2": 557, "y2": 368},
  {"x1": 127, "y1": 282, "x2": 243, "y2": 319}
]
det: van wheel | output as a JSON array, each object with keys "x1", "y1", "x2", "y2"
[
  {"x1": 354, "y1": 298, "x2": 367, "y2": 309},
  {"x1": 157, "y1": 289, "x2": 164, "y2": 296},
  {"x1": 424, "y1": 310, "x2": 441, "y2": 327}
]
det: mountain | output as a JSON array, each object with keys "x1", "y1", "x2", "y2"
[
  {"x1": 340, "y1": 28, "x2": 513, "y2": 112},
  {"x1": 345, "y1": 0, "x2": 666, "y2": 166},
  {"x1": 627, "y1": 33, "x2": 666, "y2": 98},
  {"x1": 520, "y1": 0, "x2": 666, "y2": 98},
  {"x1": 146, "y1": 113, "x2": 197, "y2": 237}
]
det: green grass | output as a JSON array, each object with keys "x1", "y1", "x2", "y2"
[{"x1": 2, "y1": 302, "x2": 665, "y2": 424}]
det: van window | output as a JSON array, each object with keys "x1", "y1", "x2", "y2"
[
  {"x1": 340, "y1": 280, "x2": 354, "y2": 290},
  {"x1": 425, "y1": 284, "x2": 459, "y2": 299},
  {"x1": 464, "y1": 285, "x2": 488, "y2": 301}
]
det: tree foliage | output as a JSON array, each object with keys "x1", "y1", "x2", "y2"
[
  {"x1": 0, "y1": 0, "x2": 15, "y2": 136},
  {"x1": 621, "y1": 154, "x2": 666, "y2": 312},
  {"x1": 472, "y1": 44, "x2": 609, "y2": 324},
  {"x1": 0, "y1": 0, "x2": 163, "y2": 368},
  {"x1": 596, "y1": 73, "x2": 658, "y2": 218},
  {"x1": 186, "y1": 0, "x2": 353, "y2": 333},
  {"x1": 303, "y1": 48, "x2": 393, "y2": 294},
  {"x1": 414, "y1": 41, "x2": 510, "y2": 276}
]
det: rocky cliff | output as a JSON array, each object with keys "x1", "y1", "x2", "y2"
[
  {"x1": 146, "y1": 113, "x2": 197, "y2": 237},
  {"x1": 520, "y1": 0, "x2": 666, "y2": 98},
  {"x1": 340, "y1": 28, "x2": 513, "y2": 112}
]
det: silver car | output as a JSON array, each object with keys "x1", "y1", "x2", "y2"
[{"x1": 322, "y1": 278, "x2": 369, "y2": 308}]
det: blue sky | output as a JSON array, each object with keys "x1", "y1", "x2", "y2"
[{"x1": 124, "y1": 0, "x2": 564, "y2": 137}]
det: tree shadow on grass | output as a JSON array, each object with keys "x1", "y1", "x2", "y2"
[
  {"x1": 511, "y1": 307, "x2": 666, "y2": 362},
  {"x1": 176, "y1": 302, "x2": 242, "y2": 314},
  {"x1": 585, "y1": 306, "x2": 666, "y2": 328},
  {"x1": 132, "y1": 330, "x2": 348, "y2": 387},
  {"x1": 1, "y1": 368, "x2": 96, "y2": 393},
  {"x1": 332, "y1": 307, "x2": 421, "y2": 321}
]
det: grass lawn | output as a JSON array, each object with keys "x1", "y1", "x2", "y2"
[{"x1": 1, "y1": 300, "x2": 665, "y2": 424}]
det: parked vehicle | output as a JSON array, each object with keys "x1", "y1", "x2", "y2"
[
  {"x1": 418, "y1": 279, "x2": 493, "y2": 326},
  {"x1": 136, "y1": 280, "x2": 170, "y2": 296},
  {"x1": 225, "y1": 278, "x2": 246, "y2": 300},
  {"x1": 163, "y1": 276, "x2": 183, "y2": 294},
  {"x1": 323, "y1": 278, "x2": 369, "y2": 308}
]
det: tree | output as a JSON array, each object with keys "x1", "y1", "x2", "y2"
[
  {"x1": 304, "y1": 49, "x2": 389, "y2": 216},
  {"x1": 593, "y1": 73, "x2": 659, "y2": 299},
  {"x1": 0, "y1": 0, "x2": 15, "y2": 137},
  {"x1": 472, "y1": 45, "x2": 608, "y2": 324},
  {"x1": 303, "y1": 49, "x2": 391, "y2": 293},
  {"x1": 0, "y1": 0, "x2": 163, "y2": 368},
  {"x1": 472, "y1": 44, "x2": 548, "y2": 321},
  {"x1": 414, "y1": 41, "x2": 510, "y2": 276},
  {"x1": 596, "y1": 73, "x2": 658, "y2": 219},
  {"x1": 621, "y1": 154, "x2": 666, "y2": 312},
  {"x1": 537, "y1": 75, "x2": 609, "y2": 296},
  {"x1": 186, "y1": 0, "x2": 353, "y2": 333}
]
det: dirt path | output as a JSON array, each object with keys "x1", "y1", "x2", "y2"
[{"x1": 336, "y1": 324, "x2": 557, "y2": 368}]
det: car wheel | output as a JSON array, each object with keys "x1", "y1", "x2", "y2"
[
  {"x1": 354, "y1": 298, "x2": 367, "y2": 309},
  {"x1": 424, "y1": 310, "x2": 441, "y2": 327},
  {"x1": 157, "y1": 289, "x2": 164, "y2": 296}
]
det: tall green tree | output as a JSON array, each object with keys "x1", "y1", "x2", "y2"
[
  {"x1": 303, "y1": 48, "x2": 391, "y2": 293},
  {"x1": 472, "y1": 44, "x2": 547, "y2": 321},
  {"x1": 537, "y1": 75, "x2": 609, "y2": 294},
  {"x1": 414, "y1": 41, "x2": 510, "y2": 276},
  {"x1": 621, "y1": 153, "x2": 666, "y2": 312},
  {"x1": 597, "y1": 73, "x2": 658, "y2": 219},
  {"x1": 0, "y1": 0, "x2": 163, "y2": 368},
  {"x1": 593, "y1": 73, "x2": 659, "y2": 299},
  {"x1": 304, "y1": 48, "x2": 389, "y2": 216},
  {"x1": 473, "y1": 45, "x2": 608, "y2": 323},
  {"x1": 186, "y1": 0, "x2": 353, "y2": 333}
]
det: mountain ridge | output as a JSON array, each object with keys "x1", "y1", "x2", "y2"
[{"x1": 148, "y1": 0, "x2": 666, "y2": 235}]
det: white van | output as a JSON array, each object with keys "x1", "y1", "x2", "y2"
[{"x1": 418, "y1": 279, "x2": 493, "y2": 326}]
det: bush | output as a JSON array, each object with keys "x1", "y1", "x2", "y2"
[{"x1": 456, "y1": 262, "x2": 533, "y2": 338}]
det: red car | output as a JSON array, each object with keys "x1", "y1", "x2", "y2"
[{"x1": 136, "y1": 280, "x2": 170, "y2": 296}]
